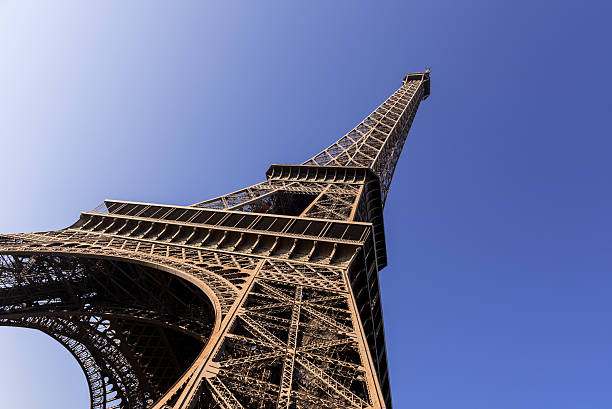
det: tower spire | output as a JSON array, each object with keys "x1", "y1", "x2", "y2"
[
  {"x1": 193, "y1": 70, "x2": 430, "y2": 212},
  {"x1": 304, "y1": 70, "x2": 430, "y2": 204}
]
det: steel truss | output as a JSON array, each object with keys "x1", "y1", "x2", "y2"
[{"x1": 0, "y1": 70, "x2": 430, "y2": 408}]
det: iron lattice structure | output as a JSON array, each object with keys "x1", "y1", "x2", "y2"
[{"x1": 0, "y1": 70, "x2": 430, "y2": 409}]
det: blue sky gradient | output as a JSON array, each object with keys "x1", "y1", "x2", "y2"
[{"x1": 1, "y1": 1, "x2": 611, "y2": 408}]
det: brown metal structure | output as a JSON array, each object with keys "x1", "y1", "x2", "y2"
[{"x1": 0, "y1": 70, "x2": 430, "y2": 409}]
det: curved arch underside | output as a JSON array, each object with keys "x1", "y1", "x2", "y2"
[
  {"x1": 0, "y1": 224, "x2": 391, "y2": 409},
  {"x1": 0, "y1": 234, "x2": 387, "y2": 409},
  {"x1": 0, "y1": 254, "x2": 215, "y2": 408}
]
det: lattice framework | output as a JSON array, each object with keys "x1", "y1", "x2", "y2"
[{"x1": 0, "y1": 70, "x2": 430, "y2": 409}]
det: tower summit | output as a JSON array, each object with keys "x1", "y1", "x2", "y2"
[{"x1": 0, "y1": 70, "x2": 430, "y2": 409}]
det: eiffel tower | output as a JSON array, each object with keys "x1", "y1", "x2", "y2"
[{"x1": 0, "y1": 70, "x2": 430, "y2": 409}]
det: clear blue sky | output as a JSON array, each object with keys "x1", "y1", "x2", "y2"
[{"x1": 1, "y1": 1, "x2": 611, "y2": 408}]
